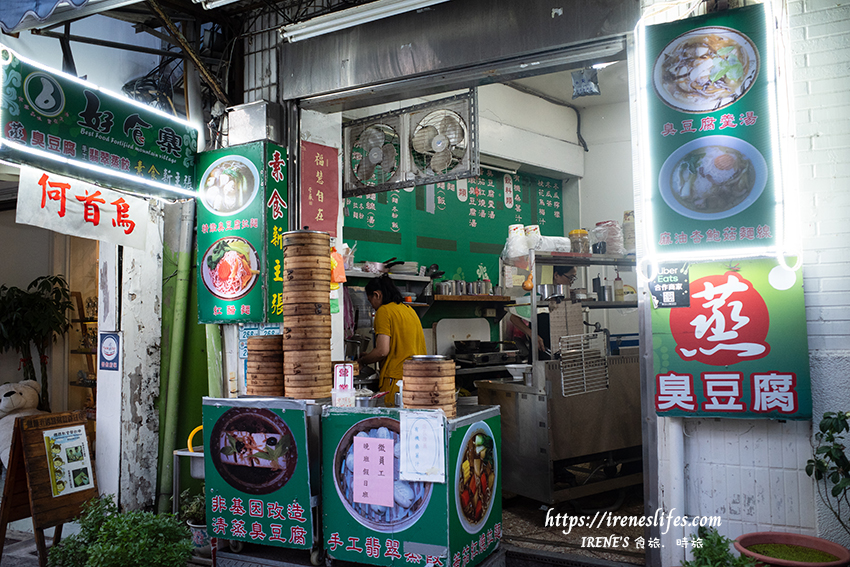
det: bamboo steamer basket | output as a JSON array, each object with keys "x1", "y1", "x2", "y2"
[
  {"x1": 281, "y1": 315, "x2": 331, "y2": 327},
  {"x1": 283, "y1": 257, "x2": 332, "y2": 270},
  {"x1": 283, "y1": 244, "x2": 331, "y2": 257},
  {"x1": 285, "y1": 373, "x2": 333, "y2": 385},
  {"x1": 281, "y1": 291, "x2": 329, "y2": 304},
  {"x1": 281, "y1": 341, "x2": 331, "y2": 353},
  {"x1": 402, "y1": 355, "x2": 456, "y2": 415},
  {"x1": 280, "y1": 302, "x2": 330, "y2": 316},
  {"x1": 282, "y1": 326, "x2": 332, "y2": 340},
  {"x1": 246, "y1": 361, "x2": 283, "y2": 373},
  {"x1": 247, "y1": 336, "x2": 284, "y2": 351},
  {"x1": 282, "y1": 230, "x2": 330, "y2": 247},
  {"x1": 283, "y1": 268, "x2": 331, "y2": 282},
  {"x1": 246, "y1": 376, "x2": 284, "y2": 387},
  {"x1": 247, "y1": 386, "x2": 284, "y2": 397},
  {"x1": 284, "y1": 360, "x2": 334, "y2": 374},
  {"x1": 281, "y1": 281, "x2": 331, "y2": 293}
]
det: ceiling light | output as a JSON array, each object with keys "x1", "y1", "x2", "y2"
[{"x1": 280, "y1": 0, "x2": 450, "y2": 43}]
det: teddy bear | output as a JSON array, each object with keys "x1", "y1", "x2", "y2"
[{"x1": 0, "y1": 380, "x2": 47, "y2": 468}]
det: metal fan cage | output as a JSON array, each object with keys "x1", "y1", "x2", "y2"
[{"x1": 558, "y1": 332, "x2": 609, "y2": 397}]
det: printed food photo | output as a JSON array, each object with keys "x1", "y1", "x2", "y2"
[
  {"x1": 200, "y1": 155, "x2": 260, "y2": 215},
  {"x1": 202, "y1": 237, "x2": 260, "y2": 300},
  {"x1": 653, "y1": 27, "x2": 759, "y2": 113},
  {"x1": 455, "y1": 421, "x2": 497, "y2": 533}
]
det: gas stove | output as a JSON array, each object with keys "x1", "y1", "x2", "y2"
[{"x1": 454, "y1": 350, "x2": 522, "y2": 367}]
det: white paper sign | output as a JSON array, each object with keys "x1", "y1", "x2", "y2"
[
  {"x1": 400, "y1": 411, "x2": 446, "y2": 483},
  {"x1": 16, "y1": 166, "x2": 148, "y2": 250}
]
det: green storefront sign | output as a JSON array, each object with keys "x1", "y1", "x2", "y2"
[
  {"x1": 651, "y1": 258, "x2": 811, "y2": 419},
  {"x1": 642, "y1": 4, "x2": 779, "y2": 257},
  {"x1": 203, "y1": 397, "x2": 313, "y2": 549},
  {"x1": 0, "y1": 45, "x2": 197, "y2": 198},
  {"x1": 196, "y1": 142, "x2": 288, "y2": 323},
  {"x1": 322, "y1": 407, "x2": 502, "y2": 566}
]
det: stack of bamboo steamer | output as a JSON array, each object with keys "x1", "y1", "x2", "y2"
[
  {"x1": 246, "y1": 336, "x2": 284, "y2": 396},
  {"x1": 281, "y1": 230, "x2": 332, "y2": 399},
  {"x1": 402, "y1": 355, "x2": 457, "y2": 418}
]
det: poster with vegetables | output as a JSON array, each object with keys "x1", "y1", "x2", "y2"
[
  {"x1": 196, "y1": 142, "x2": 288, "y2": 323},
  {"x1": 641, "y1": 4, "x2": 780, "y2": 258},
  {"x1": 651, "y1": 258, "x2": 811, "y2": 419},
  {"x1": 44, "y1": 425, "x2": 93, "y2": 497}
]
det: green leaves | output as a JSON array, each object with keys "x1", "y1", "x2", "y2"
[
  {"x1": 806, "y1": 411, "x2": 850, "y2": 538},
  {"x1": 682, "y1": 527, "x2": 757, "y2": 567}
]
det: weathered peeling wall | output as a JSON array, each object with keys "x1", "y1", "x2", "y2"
[{"x1": 119, "y1": 201, "x2": 164, "y2": 510}]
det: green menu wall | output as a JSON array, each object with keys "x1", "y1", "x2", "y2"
[{"x1": 343, "y1": 169, "x2": 574, "y2": 284}]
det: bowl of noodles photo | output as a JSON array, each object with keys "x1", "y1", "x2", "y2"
[
  {"x1": 659, "y1": 135, "x2": 768, "y2": 220},
  {"x1": 202, "y1": 237, "x2": 260, "y2": 300},
  {"x1": 653, "y1": 27, "x2": 759, "y2": 113},
  {"x1": 455, "y1": 421, "x2": 497, "y2": 534},
  {"x1": 200, "y1": 155, "x2": 259, "y2": 216}
]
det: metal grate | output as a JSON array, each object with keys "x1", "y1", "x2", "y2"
[{"x1": 558, "y1": 332, "x2": 609, "y2": 397}]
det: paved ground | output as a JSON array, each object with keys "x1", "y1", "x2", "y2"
[{"x1": 0, "y1": 531, "x2": 42, "y2": 567}]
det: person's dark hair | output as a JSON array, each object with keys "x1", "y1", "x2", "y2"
[
  {"x1": 554, "y1": 265, "x2": 576, "y2": 277},
  {"x1": 365, "y1": 274, "x2": 405, "y2": 305}
]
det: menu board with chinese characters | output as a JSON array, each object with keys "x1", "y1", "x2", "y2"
[
  {"x1": 300, "y1": 141, "x2": 339, "y2": 236},
  {"x1": 0, "y1": 45, "x2": 197, "y2": 198},
  {"x1": 196, "y1": 142, "x2": 288, "y2": 324},
  {"x1": 344, "y1": 169, "x2": 569, "y2": 285},
  {"x1": 651, "y1": 258, "x2": 811, "y2": 419},
  {"x1": 642, "y1": 4, "x2": 779, "y2": 257}
]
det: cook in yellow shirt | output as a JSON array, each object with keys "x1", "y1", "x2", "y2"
[{"x1": 356, "y1": 275, "x2": 426, "y2": 406}]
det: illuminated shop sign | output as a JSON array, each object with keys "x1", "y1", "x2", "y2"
[
  {"x1": 637, "y1": 4, "x2": 789, "y2": 263},
  {"x1": 0, "y1": 45, "x2": 198, "y2": 199},
  {"x1": 651, "y1": 258, "x2": 811, "y2": 419}
]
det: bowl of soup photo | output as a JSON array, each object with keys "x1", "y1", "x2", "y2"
[{"x1": 658, "y1": 135, "x2": 768, "y2": 221}]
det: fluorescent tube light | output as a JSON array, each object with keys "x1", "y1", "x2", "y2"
[{"x1": 280, "y1": 0, "x2": 450, "y2": 43}]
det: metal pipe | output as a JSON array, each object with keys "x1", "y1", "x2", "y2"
[
  {"x1": 156, "y1": 199, "x2": 195, "y2": 513},
  {"x1": 31, "y1": 28, "x2": 186, "y2": 60},
  {"x1": 205, "y1": 325, "x2": 223, "y2": 398}
]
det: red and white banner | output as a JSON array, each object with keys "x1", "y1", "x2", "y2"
[{"x1": 16, "y1": 166, "x2": 148, "y2": 249}]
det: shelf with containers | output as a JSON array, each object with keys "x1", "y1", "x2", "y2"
[{"x1": 477, "y1": 249, "x2": 641, "y2": 505}]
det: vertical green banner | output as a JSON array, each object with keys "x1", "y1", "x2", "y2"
[
  {"x1": 203, "y1": 397, "x2": 313, "y2": 549},
  {"x1": 643, "y1": 4, "x2": 779, "y2": 257},
  {"x1": 448, "y1": 414, "x2": 502, "y2": 567},
  {"x1": 196, "y1": 142, "x2": 288, "y2": 323},
  {"x1": 651, "y1": 258, "x2": 811, "y2": 419}
]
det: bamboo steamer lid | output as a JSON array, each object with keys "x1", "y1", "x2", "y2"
[
  {"x1": 283, "y1": 245, "x2": 331, "y2": 257},
  {"x1": 283, "y1": 268, "x2": 332, "y2": 282},
  {"x1": 280, "y1": 302, "x2": 330, "y2": 316},
  {"x1": 282, "y1": 230, "x2": 330, "y2": 246},
  {"x1": 281, "y1": 291, "x2": 329, "y2": 304},
  {"x1": 402, "y1": 367, "x2": 455, "y2": 378},
  {"x1": 283, "y1": 257, "x2": 332, "y2": 270},
  {"x1": 281, "y1": 281, "x2": 331, "y2": 293},
  {"x1": 247, "y1": 336, "x2": 284, "y2": 351}
]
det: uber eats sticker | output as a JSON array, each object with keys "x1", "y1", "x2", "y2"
[{"x1": 650, "y1": 262, "x2": 690, "y2": 308}]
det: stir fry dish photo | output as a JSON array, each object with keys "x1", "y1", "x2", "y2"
[
  {"x1": 457, "y1": 428, "x2": 496, "y2": 529},
  {"x1": 654, "y1": 27, "x2": 758, "y2": 112},
  {"x1": 202, "y1": 237, "x2": 259, "y2": 300}
]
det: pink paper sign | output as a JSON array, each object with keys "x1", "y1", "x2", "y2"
[{"x1": 352, "y1": 435, "x2": 394, "y2": 507}]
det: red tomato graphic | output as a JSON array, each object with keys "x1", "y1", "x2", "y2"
[{"x1": 669, "y1": 271, "x2": 770, "y2": 366}]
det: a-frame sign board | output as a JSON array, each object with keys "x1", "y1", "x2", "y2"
[{"x1": 0, "y1": 411, "x2": 97, "y2": 567}]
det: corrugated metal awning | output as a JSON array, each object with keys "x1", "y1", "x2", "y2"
[{"x1": 1, "y1": 0, "x2": 141, "y2": 34}]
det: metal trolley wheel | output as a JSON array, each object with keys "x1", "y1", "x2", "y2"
[{"x1": 228, "y1": 540, "x2": 244, "y2": 553}]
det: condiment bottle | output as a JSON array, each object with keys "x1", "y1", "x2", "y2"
[{"x1": 614, "y1": 271, "x2": 625, "y2": 302}]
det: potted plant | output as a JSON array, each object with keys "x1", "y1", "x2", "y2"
[
  {"x1": 682, "y1": 526, "x2": 757, "y2": 567},
  {"x1": 0, "y1": 275, "x2": 73, "y2": 412},
  {"x1": 729, "y1": 411, "x2": 850, "y2": 567},
  {"x1": 179, "y1": 487, "x2": 211, "y2": 556},
  {"x1": 47, "y1": 493, "x2": 193, "y2": 567}
]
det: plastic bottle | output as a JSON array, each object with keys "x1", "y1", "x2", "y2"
[{"x1": 614, "y1": 271, "x2": 625, "y2": 302}]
